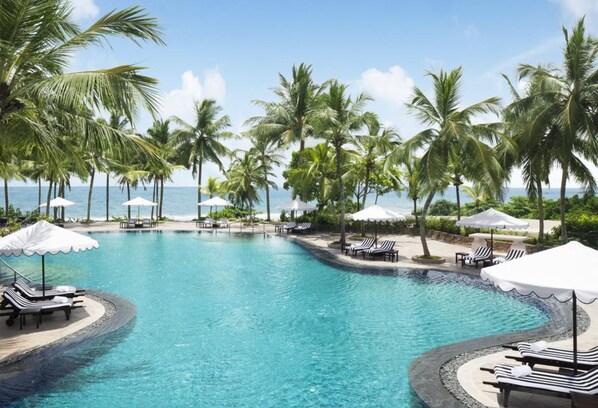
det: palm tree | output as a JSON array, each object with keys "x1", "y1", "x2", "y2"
[
  {"x1": 146, "y1": 119, "x2": 176, "y2": 219},
  {"x1": 318, "y1": 81, "x2": 370, "y2": 246},
  {"x1": 404, "y1": 68, "x2": 503, "y2": 257},
  {"x1": 352, "y1": 116, "x2": 400, "y2": 210},
  {"x1": 401, "y1": 158, "x2": 422, "y2": 225},
  {"x1": 0, "y1": 1, "x2": 164, "y2": 165},
  {"x1": 286, "y1": 143, "x2": 335, "y2": 208},
  {"x1": 172, "y1": 99, "x2": 232, "y2": 219},
  {"x1": 509, "y1": 19, "x2": 598, "y2": 243},
  {"x1": 248, "y1": 133, "x2": 284, "y2": 221}
]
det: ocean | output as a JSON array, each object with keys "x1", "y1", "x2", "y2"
[{"x1": 0, "y1": 185, "x2": 584, "y2": 221}]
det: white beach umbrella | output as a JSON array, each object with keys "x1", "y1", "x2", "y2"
[
  {"x1": 38, "y1": 197, "x2": 76, "y2": 208},
  {"x1": 456, "y1": 208, "x2": 528, "y2": 257},
  {"x1": 348, "y1": 205, "x2": 406, "y2": 241},
  {"x1": 199, "y1": 196, "x2": 233, "y2": 216},
  {"x1": 277, "y1": 199, "x2": 316, "y2": 211},
  {"x1": 0, "y1": 220, "x2": 99, "y2": 298},
  {"x1": 481, "y1": 241, "x2": 598, "y2": 373},
  {"x1": 121, "y1": 196, "x2": 157, "y2": 219}
]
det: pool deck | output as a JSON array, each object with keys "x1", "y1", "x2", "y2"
[{"x1": 0, "y1": 220, "x2": 593, "y2": 408}]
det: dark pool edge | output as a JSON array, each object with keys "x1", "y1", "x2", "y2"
[
  {"x1": 289, "y1": 237, "x2": 577, "y2": 408},
  {"x1": 0, "y1": 291, "x2": 136, "y2": 404}
]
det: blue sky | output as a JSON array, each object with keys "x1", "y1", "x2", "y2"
[{"x1": 64, "y1": 0, "x2": 598, "y2": 188}]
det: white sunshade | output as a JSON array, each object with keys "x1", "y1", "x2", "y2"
[
  {"x1": 0, "y1": 220, "x2": 99, "y2": 256},
  {"x1": 348, "y1": 205, "x2": 406, "y2": 222},
  {"x1": 198, "y1": 196, "x2": 233, "y2": 207},
  {"x1": 277, "y1": 199, "x2": 316, "y2": 211},
  {"x1": 481, "y1": 241, "x2": 598, "y2": 304},
  {"x1": 39, "y1": 197, "x2": 76, "y2": 208},
  {"x1": 456, "y1": 208, "x2": 529, "y2": 230},
  {"x1": 121, "y1": 197, "x2": 157, "y2": 207}
]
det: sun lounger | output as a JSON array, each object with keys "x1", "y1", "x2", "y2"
[
  {"x1": 484, "y1": 364, "x2": 598, "y2": 407},
  {"x1": 279, "y1": 222, "x2": 297, "y2": 233},
  {"x1": 142, "y1": 218, "x2": 155, "y2": 228},
  {"x1": 127, "y1": 218, "x2": 136, "y2": 228},
  {"x1": 216, "y1": 219, "x2": 230, "y2": 229},
  {"x1": 293, "y1": 222, "x2": 313, "y2": 234},
  {"x1": 201, "y1": 218, "x2": 215, "y2": 228},
  {"x1": 493, "y1": 248, "x2": 526, "y2": 264},
  {"x1": 13, "y1": 278, "x2": 85, "y2": 301},
  {"x1": 345, "y1": 237, "x2": 375, "y2": 255},
  {"x1": 462, "y1": 246, "x2": 492, "y2": 267},
  {"x1": 503, "y1": 342, "x2": 598, "y2": 371},
  {"x1": 364, "y1": 240, "x2": 396, "y2": 260},
  {"x1": 0, "y1": 288, "x2": 74, "y2": 329}
]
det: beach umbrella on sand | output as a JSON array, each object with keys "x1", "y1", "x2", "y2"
[
  {"x1": 482, "y1": 241, "x2": 598, "y2": 373},
  {"x1": 0, "y1": 220, "x2": 99, "y2": 299},
  {"x1": 121, "y1": 197, "x2": 157, "y2": 219},
  {"x1": 456, "y1": 208, "x2": 528, "y2": 258},
  {"x1": 348, "y1": 205, "x2": 406, "y2": 242},
  {"x1": 278, "y1": 199, "x2": 316, "y2": 219},
  {"x1": 39, "y1": 197, "x2": 76, "y2": 220},
  {"x1": 198, "y1": 196, "x2": 233, "y2": 215}
]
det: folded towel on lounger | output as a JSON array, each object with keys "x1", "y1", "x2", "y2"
[
  {"x1": 55, "y1": 285, "x2": 76, "y2": 292},
  {"x1": 52, "y1": 296, "x2": 69, "y2": 303},
  {"x1": 510, "y1": 365, "x2": 532, "y2": 377},
  {"x1": 530, "y1": 341, "x2": 549, "y2": 352}
]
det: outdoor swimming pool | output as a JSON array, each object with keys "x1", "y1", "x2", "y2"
[{"x1": 4, "y1": 232, "x2": 548, "y2": 407}]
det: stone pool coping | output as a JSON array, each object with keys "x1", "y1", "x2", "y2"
[{"x1": 0, "y1": 291, "x2": 135, "y2": 405}]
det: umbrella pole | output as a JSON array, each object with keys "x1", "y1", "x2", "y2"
[
  {"x1": 573, "y1": 292, "x2": 578, "y2": 374},
  {"x1": 490, "y1": 229, "x2": 494, "y2": 260},
  {"x1": 42, "y1": 254, "x2": 46, "y2": 299},
  {"x1": 375, "y1": 223, "x2": 378, "y2": 245}
]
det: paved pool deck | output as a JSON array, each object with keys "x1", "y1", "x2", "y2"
[{"x1": 0, "y1": 220, "x2": 592, "y2": 407}]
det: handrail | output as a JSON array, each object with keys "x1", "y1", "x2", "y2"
[{"x1": 0, "y1": 259, "x2": 31, "y2": 284}]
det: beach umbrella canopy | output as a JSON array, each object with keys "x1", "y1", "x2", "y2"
[
  {"x1": 0, "y1": 220, "x2": 99, "y2": 297},
  {"x1": 456, "y1": 208, "x2": 528, "y2": 257},
  {"x1": 277, "y1": 199, "x2": 316, "y2": 211},
  {"x1": 39, "y1": 197, "x2": 76, "y2": 208},
  {"x1": 481, "y1": 241, "x2": 598, "y2": 373},
  {"x1": 121, "y1": 197, "x2": 157, "y2": 218},
  {"x1": 348, "y1": 205, "x2": 406, "y2": 241},
  {"x1": 199, "y1": 196, "x2": 233, "y2": 216}
]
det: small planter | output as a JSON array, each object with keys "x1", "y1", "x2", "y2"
[{"x1": 411, "y1": 255, "x2": 446, "y2": 265}]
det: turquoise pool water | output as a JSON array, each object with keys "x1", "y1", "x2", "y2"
[{"x1": 5, "y1": 232, "x2": 548, "y2": 407}]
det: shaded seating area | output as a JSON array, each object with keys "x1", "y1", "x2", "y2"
[
  {"x1": 460, "y1": 246, "x2": 492, "y2": 267},
  {"x1": 493, "y1": 248, "x2": 526, "y2": 264},
  {"x1": 344, "y1": 237, "x2": 375, "y2": 256},
  {"x1": 13, "y1": 277, "x2": 85, "y2": 301},
  {"x1": 277, "y1": 222, "x2": 297, "y2": 233},
  {"x1": 504, "y1": 341, "x2": 598, "y2": 371},
  {"x1": 0, "y1": 288, "x2": 74, "y2": 329},
  {"x1": 120, "y1": 218, "x2": 156, "y2": 229},
  {"x1": 216, "y1": 219, "x2": 230, "y2": 229},
  {"x1": 293, "y1": 222, "x2": 313, "y2": 234},
  {"x1": 364, "y1": 240, "x2": 397, "y2": 261},
  {"x1": 483, "y1": 363, "x2": 598, "y2": 407}
]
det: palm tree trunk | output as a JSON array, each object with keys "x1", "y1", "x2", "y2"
[
  {"x1": 560, "y1": 162, "x2": 568, "y2": 243},
  {"x1": 197, "y1": 159, "x2": 203, "y2": 219},
  {"x1": 151, "y1": 179, "x2": 157, "y2": 220},
  {"x1": 87, "y1": 169, "x2": 95, "y2": 223},
  {"x1": 419, "y1": 190, "x2": 436, "y2": 257},
  {"x1": 127, "y1": 182, "x2": 131, "y2": 219},
  {"x1": 455, "y1": 184, "x2": 461, "y2": 220},
  {"x1": 413, "y1": 198, "x2": 418, "y2": 225},
  {"x1": 45, "y1": 181, "x2": 52, "y2": 217},
  {"x1": 265, "y1": 169, "x2": 271, "y2": 221},
  {"x1": 537, "y1": 179, "x2": 545, "y2": 242},
  {"x1": 159, "y1": 176, "x2": 164, "y2": 219},
  {"x1": 38, "y1": 178, "x2": 41, "y2": 208},
  {"x1": 53, "y1": 182, "x2": 57, "y2": 220},
  {"x1": 3, "y1": 179, "x2": 8, "y2": 218},
  {"x1": 335, "y1": 144, "x2": 346, "y2": 246},
  {"x1": 362, "y1": 166, "x2": 370, "y2": 210},
  {"x1": 105, "y1": 173, "x2": 110, "y2": 222},
  {"x1": 60, "y1": 181, "x2": 65, "y2": 220}
]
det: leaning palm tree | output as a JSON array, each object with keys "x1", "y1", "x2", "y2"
[
  {"x1": 0, "y1": 1, "x2": 164, "y2": 165},
  {"x1": 172, "y1": 99, "x2": 232, "y2": 219},
  {"x1": 404, "y1": 68, "x2": 503, "y2": 257},
  {"x1": 317, "y1": 81, "x2": 371, "y2": 246},
  {"x1": 509, "y1": 19, "x2": 598, "y2": 243}
]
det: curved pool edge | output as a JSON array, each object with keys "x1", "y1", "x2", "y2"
[
  {"x1": 289, "y1": 236, "x2": 576, "y2": 408},
  {"x1": 0, "y1": 291, "x2": 136, "y2": 405}
]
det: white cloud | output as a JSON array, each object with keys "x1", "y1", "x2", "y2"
[
  {"x1": 161, "y1": 69, "x2": 226, "y2": 123},
  {"x1": 69, "y1": 0, "x2": 99, "y2": 21},
  {"x1": 357, "y1": 66, "x2": 415, "y2": 106},
  {"x1": 551, "y1": 0, "x2": 598, "y2": 31}
]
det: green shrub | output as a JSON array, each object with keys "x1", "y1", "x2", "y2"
[
  {"x1": 429, "y1": 199, "x2": 457, "y2": 216},
  {"x1": 551, "y1": 213, "x2": 598, "y2": 247},
  {"x1": 425, "y1": 217, "x2": 460, "y2": 234}
]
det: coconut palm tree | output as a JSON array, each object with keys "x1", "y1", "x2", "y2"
[
  {"x1": 510, "y1": 19, "x2": 598, "y2": 243},
  {"x1": 146, "y1": 119, "x2": 176, "y2": 219},
  {"x1": 404, "y1": 68, "x2": 503, "y2": 257},
  {"x1": 0, "y1": 1, "x2": 164, "y2": 162},
  {"x1": 317, "y1": 81, "x2": 370, "y2": 246},
  {"x1": 172, "y1": 99, "x2": 232, "y2": 219},
  {"x1": 248, "y1": 133, "x2": 284, "y2": 221},
  {"x1": 286, "y1": 143, "x2": 335, "y2": 208}
]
